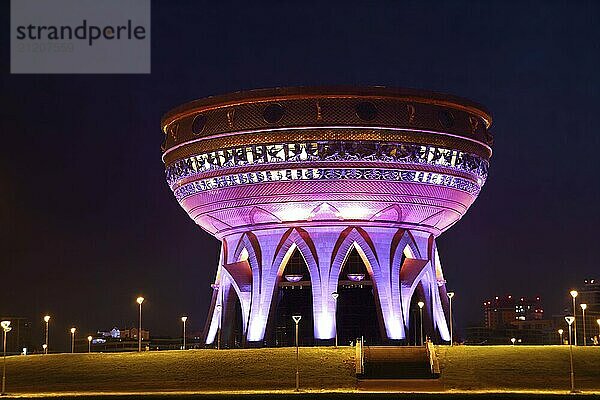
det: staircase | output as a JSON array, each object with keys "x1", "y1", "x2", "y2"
[{"x1": 361, "y1": 346, "x2": 437, "y2": 379}]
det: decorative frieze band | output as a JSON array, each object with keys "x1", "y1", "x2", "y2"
[
  {"x1": 166, "y1": 140, "x2": 488, "y2": 188},
  {"x1": 173, "y1": 167, "x2": 480, "y2": 201}
]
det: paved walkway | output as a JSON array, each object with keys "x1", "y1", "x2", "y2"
[{"x1": 358, "y1": 379, "x2": 444, "y2": 392}]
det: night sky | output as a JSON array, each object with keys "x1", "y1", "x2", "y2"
[{"x1": 1, "y1": 1, "x2": 599, "y2": 350}]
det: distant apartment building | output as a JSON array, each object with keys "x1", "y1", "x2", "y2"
[
  {"x1": 483, "y1": 295, "x2": 543, "y2": 329},
  {"x1": 466, "y1": 295, "x2": 551, "y2": 345}
]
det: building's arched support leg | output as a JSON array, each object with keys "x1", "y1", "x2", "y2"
[{"x1": 399, "y1": 232, "x2": 450, "y2": 343}]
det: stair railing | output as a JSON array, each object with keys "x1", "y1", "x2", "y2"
[{"x1": 425, "y1": 339, "x2": 441, "y2": 377}]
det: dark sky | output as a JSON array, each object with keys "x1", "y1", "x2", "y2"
[{"x1": 1, "y1": 1, "x2": 599, "y2": 350}]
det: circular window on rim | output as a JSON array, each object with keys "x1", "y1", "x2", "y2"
[
  {"x1": 438, "y1": 110, "x2": 455, "y2": 129},
  {"x1": 191, "y1": 114, "x2": 207, "y2": 135},
  {"x1": 355, "y1": 102, "x2": 377, "y2": 121},
  {"x1": 263, "y1": 103, "x2": 285, "y2": 123}
]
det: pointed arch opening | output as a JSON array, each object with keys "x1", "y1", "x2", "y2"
[
  {"x1": 407, "y1": 281, "x2": 429, "y2": 346},
  {"x1": 268, "y1": 245, "x2": 314, "y2": 346},
  {"x1": 221, "y1": 286, "x2": 244, "y2": 348},
  {"x1": 238, "y1": 248, "x2": 249, "y2": 262},
  {"x1": 335, "y1": 243, "x2": 381, "y2": 345}
]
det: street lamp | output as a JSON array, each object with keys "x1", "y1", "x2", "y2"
[
  {"x1": 43, "y1": 315, "x2": 51, "y2": 355},
  {"x1": 565, "y1": 316, "x2": 576, "y2": 393},
  {"x1": 597, "y1": 319, "x2": 600, "y2": 341},
  {"x1": 1, "y1": 321, "x2": 12, "y2": 396},
  {"x1": 580, "y1": 304, "x2": 587, "y2": 346},
  {"x1": 136, "y1": 296, "x2": 144, "y2": 352},
  {"x1": 331, "y1": 292, "x2": 339, "y2": 348},
  {"x1": 558, "y1": 329, "x2": 564, "y2": 345},
  {"x1": 70, "y1": 328, "x2": 76, "y2": 353},
  {"x1": 417, "y1": 301, "x2": 425, "y2": 346},
  {"x1": 570, "y1": 290, "x2": 578, "y2": 346},
  {"x1": 292, "y1": 315, "x2": 302, "y2": 392},
  {"x1": 510, "y1": 337, "x2": 516, "y2": 346},
  {"x1": 181, "y1": 316, "x2": 188, "y2": 350},
  {"x1": 447, "y1": 292, "x2": 455, "y2": 346},
  {"x1": 87, "y1": 336, "x2": 92, "y2": 353},
  {"x1": 215, "y1": 304, "x2": 222, "y2": 350}
]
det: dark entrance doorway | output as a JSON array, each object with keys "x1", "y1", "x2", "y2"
[
  {"x1": 336, "y1": 246, "x2": 381, "y2": 345},
  {"x1": 270, "y1": 247, "x2": 314, "y2": 346}
]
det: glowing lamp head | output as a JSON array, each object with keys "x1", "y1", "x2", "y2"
[
  {"x1": 331, "y1": 292, "x2": 339, "y2": 300},
  {"x1": 87, "y1": 335, "x2": 93, "y2": 342},
  {"x1": 42, "y1": 344, "x2": 47, "y2": 350},
  {"x1": 43, "y1": 315, "x2": 51, "y2": 323},
  {"x1": 417, "y1": 301, "x2": 425, "y2": 309},
  {"x1": 1, "y1": 321, "x2": 11, "y2": 332},
  {"x1": 181, "y1": 316, "x2": 188, "y2": 322},
  {"x1": 570, "y1": 290, "x2": 578, "y2": 298},
  {"x1": 447, "y1": 292, "x2": 455, "y2": 299},
  {"x1": 136, "y1": 296, "x2": 145, "y2": 305},
  {"x1": 558, "y1": 329, "x2": 564, "y2": 335},
  {"x1": 510, "y1": 337, "x2": 516, "y2": 344},
  {"x1": 565, "y1": 316, "x2": 575, "y2": 326},
  {"x1": 292, "y1": 315, "x2": 302, "y2": 324},
  {"x1": 70, "y1": 327, "x2": 76, "y2": 334},
  {"x1": 580, "y1": 303, "x2": 587, "y2": 311}
]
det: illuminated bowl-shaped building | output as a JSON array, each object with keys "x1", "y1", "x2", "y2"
[{"x1": 161, "y1": 87, "x2": 493, "y2": 347}]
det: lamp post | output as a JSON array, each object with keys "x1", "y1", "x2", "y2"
[
  {"x1": 87, "y1": 336, "x2": 92, "y2": 353},
  {"x1": 447, "y1": 292, "x2": 455, "y2": 346},
  {"x1": 181, "y1": 316, "x2": 188, "y2": 350},
  {"x1": 292, "y1": 315, "x2": 302, "y2": 392},
  {"x1": 558, "y1": 329, "x2": 564, "y2": 345},
  {"x1": 580, "y1": 304, "x2": 587, "y2": 346},
  {"x1": 597, "y1": 319, "x2": 600, "y2": 342},
  {"x1": 570, "y1": 290, "x2": 578, "y2": 346},
  {"x1": 565, "y1": 316, "x2": 576, "y2": 393},
  {"x1": 136, "y1": 296, "x2": 144, "y2": 352},
  {"x1": 215, "y1": 304, "x2": 222, "y2": 350},
  {"x1": 510, "y1": 337, "x2": 516, "y2": 346},
  {"x1": 1, "y1": 321, "x2": 12, "y2": 396},
  {"x1": 331, "y1": 292, "x2": 339, "y2": 348},
  {"x1": 417, "y1": 301, "x2": 425, "y2": 346},
  {"x1": 43, "y1": 315, "x2": 50, "y2": 355},
  {"x1": 70, "y1": 328, "x2": 76, "y2": 353}
]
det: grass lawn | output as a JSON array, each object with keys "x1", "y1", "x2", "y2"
[
  {"x1": 438, "y1": 345, "x2": 600, "y2": 392},
  {"x1": 3, "y1": 347, "x2": 356, "y2": 393},
  {"x1": 1, "y1": 345, "x2": 599, "y2": 396}
]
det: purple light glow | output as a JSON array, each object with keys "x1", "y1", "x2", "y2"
[
  {"x1": 284, "y1": 274, "x2": 303, "y2": 283},
  {"x1": 163, "y1": 88, "x2": 493, "y2": 345},
  {"x1": 347, "y1": 273, "x2": 365, "y2": 282}
]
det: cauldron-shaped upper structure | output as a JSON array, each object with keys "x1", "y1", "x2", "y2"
[{"x1": 162, "y1": 87, "x2": 492, "y2": 346}]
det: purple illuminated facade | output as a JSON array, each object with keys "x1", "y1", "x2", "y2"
[{"x1": 161, "y1": 87, "x2": 493, "y2": 346}]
